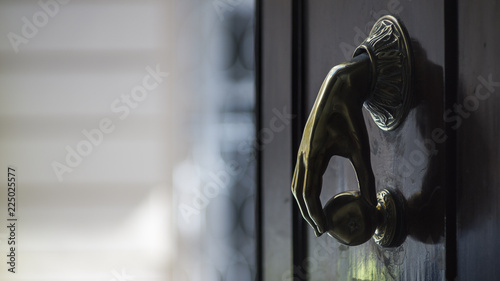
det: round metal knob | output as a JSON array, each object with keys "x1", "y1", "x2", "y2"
[{"x1": 323, "y1": 189, "x2": 407, "y2": 247}]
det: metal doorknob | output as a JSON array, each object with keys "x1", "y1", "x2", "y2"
[{"x1": 291, "y1": 15, "x2": 413, "y2": 247}]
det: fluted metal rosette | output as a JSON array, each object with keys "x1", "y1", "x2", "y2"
[
  {"x1": 353, "y1": 15, "x2": 414, "y2": 131},
  {"x1": 373, "y1": 189, "x2": 406, "y2": 247},
  {"x1": 373, "y1": 189, "x2": 396, "y2": 246}
]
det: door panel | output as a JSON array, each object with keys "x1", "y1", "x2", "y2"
[
  {"x1": 260, "y1": 1, "x2": 294, "y2": 280},
  {"x1": 304, "y1": 1, "x2": 447, "y2": 280},
  {"x1": 457, "y1": 1, "x2": 500, "y2": 280},
  {"x1": 258, "y1": 1, "x2": 455, "y2": 280}
]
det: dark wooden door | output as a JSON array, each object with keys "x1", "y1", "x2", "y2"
[
  {"x1": 456, "y1": 1, "x2": 500, "y2": 280},
  {"x1": 257, "y1": 1, "x2": 500, "y2": 280}
]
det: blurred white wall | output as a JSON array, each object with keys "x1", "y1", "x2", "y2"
[
  {"x1": 0, "y1": 0, "x2": 255, "y2": 280},
  {"x1": 0, "y1": 1, "x2": 172, "y2": 280}
]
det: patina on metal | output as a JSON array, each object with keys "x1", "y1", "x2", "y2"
[
  {"x1": 354, "y1": 15, "x2": 414, "y2": 131},
  {"x1": 373, "y1": 189, "x2": 407, "y2": 247},
  {"x1": 322, "y1": 191, "x2": 381, "y2": 246},
  {"x1": 322, "y1": 189, "x2": 406, "y2": 247},
  {"x1": 290, "y1": 15, "x2": 413, "y2": 247}
]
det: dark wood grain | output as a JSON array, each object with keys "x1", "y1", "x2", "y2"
[
  {"x1": 260, "y1": 0, "x2": 294, "y2": 280},
  {"x1": 256, "y1": 0, "x2": 478, "y2": 280},
  {"x1": 304, "y1": 1, "x2": 447, "y2": 280},
  {"x1": 456, "y1": 1, "x2": 500, "y2": 280}
]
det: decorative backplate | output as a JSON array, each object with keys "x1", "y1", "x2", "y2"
[
  {"x1": 373, "y1": 189, "x2": 406, "y2": 247},
  {"x1": 353, "y1": 15, "x2": 414, "y2": 131}
]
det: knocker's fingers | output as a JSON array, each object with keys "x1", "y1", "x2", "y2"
[
  {"x1": 303, "y1": 165, "x2": 327, "y2": 236},
  {"x1": 292, "y1": 157, "x2": 320, "y2": 235},
  {"x1": 304, "y1": 194, "x2": 326, "y2": 236}
]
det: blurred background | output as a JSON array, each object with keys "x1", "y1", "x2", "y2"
[{"x1": 0, "y1": 0, "x2": 256, "y2": 280}]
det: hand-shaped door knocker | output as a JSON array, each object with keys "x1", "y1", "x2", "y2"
[{"x1": 291, "y1": 15, "x2": 413, "y2": 247}]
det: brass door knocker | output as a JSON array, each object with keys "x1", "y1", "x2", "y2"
[{"x1": 291, "y1": 15, "x2": 413, "y2": 247}]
